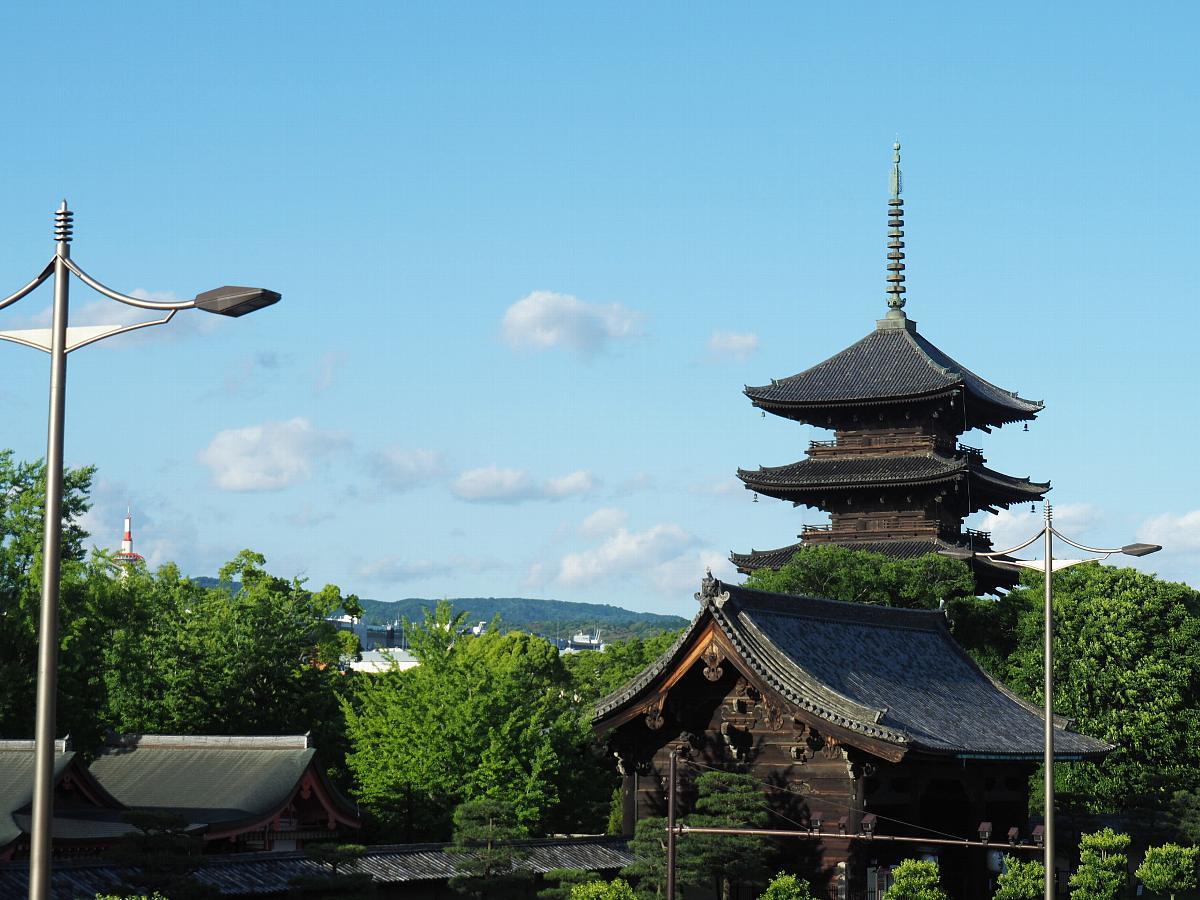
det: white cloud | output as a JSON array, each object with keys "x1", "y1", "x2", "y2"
[
  {"x1": 558, "y1": 524, "x2": 698, "y2": 586},
  {"x1": 452, "y1": 466, "x2": 534, "y2": 502},
  {"x1": 545, "y1": 470, "x2": 597, "y2": 498},
  {"x1": 451, "y1": 466, "x2": 598, "y2": 503},
  {"x1": 649, "y1": 550, "x2": 739, "y2": 595},
  {"x1": 1139, "y1": 510, "x2": 1200, "y2": 552},
  {"x1": 580, "y1": 507, "x2": 628, "y2": 537},
  {"x1": 706, "y1": 330, "x2": 759, "y2": 361},
  {"x1": 198, "y1": 417, "x2": 349, "y2": 492},
  {"x1": 371, "y1": 447, "x2": 445, "y2": 491},
  {"x1": 976, "y1": 502, "x2": 1102, "y2": 553},
  {"x1": 501, "y1": 291, "x2": 643, "y2": 358}
]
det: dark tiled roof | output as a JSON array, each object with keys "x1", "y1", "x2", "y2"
[
  {"x1": 0, "y1": 836, "x2": 634, "y2": 898},
  {"x1": 737, "y1": 453, "x2": 1048, "y2": 501},
  {"x1": 88, "y1": 735, "x2": 355, "y2": 829},
  {"x1": 596, "y1": 581, "x2": 1111, "y2": 760},
  {"x1": 744, "y1": 316, "x2": 1041, "y2": 426},
  {"x1": 0, "y1": 746, "x2": 75, "y2": 850}
]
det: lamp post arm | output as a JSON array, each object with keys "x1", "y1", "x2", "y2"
[
  {"x1": 60, "y1": 257, "x2": 197, "y2": 310},
  {"x1": 1048, "y1": 529, "x2": 1123, "y2": 556},
  {"x1": 970, "y1": 527, "x2": 1048, "y2": 559},
  {"x1": 0, "y1": 261, "x2": 55, "y2": 311}
]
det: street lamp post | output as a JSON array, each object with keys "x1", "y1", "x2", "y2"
[
  {"x1": 0, "y1": 202, "x2": 280, "y2": 900},
  {"x1": 946, "y1": 501, "x2": 1159, "y2": 900}
]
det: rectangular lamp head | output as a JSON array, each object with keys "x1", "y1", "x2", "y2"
[{"x1": 194, "y1": 285, "x2": 281, "y2": 317}]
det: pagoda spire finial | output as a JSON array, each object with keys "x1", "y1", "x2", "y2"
[{"x1": 886, "y1": 141, "x2": 906, "y2": 315}]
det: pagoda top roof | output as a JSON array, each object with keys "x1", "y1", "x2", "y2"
[
  {"x1": 745, "y1": 314, "x2": 1043, "y2": 427},
  {"x1": 737, "y1": 451, "x2": 1049, "y2": 501},
  {"x1": 595, "y1": 577, "x2": 1111, "y2": 760}
]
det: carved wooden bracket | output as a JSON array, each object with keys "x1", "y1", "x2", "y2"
[
  {"x1": 701, "y1": 641, "x2": 725, "y2": 681},
  {"x1": 644, "y1": 697, "x2": 665, "y2": 730}
]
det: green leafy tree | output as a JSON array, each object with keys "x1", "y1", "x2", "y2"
[
  {"x1": 1136, "y1": 843, "x2": 1198, "y2": 900},
  {"x1": 881, "y1": 859, "x2": 948, "y2": 900},
  {"x1": 1069, "y1": 828, "x2": 1129, "y2": 900},
  {"x1": 569, "y1": 879, "x2": 638, "y2": 900},
  {"x1": 563, "y1": 631, "x2": 683, "y2": 704},
  {"x1": 758, "y1": 871, "x2": 816, "y2": 900},
  {"x1": 447, "y1": 799, "x2": 531, "y2": 899},
  {"x1": 682, "y1": 771, "x2": 775, "y2": 900},
  {"x1": 109, "y1": 811, "x2": 205, "y2": 900},
  {"x1": 1165, "y1": 791, "x2": 1200, "y2": 844},
  {"x1": 621, "y1": 817, "x2": 667, "y2": 900},
  {"x1": 994, "y1": 856, "x2": 1044, "y2": 900},
  {"x1": 1004, "y1": 566, "x2": 1200, "y2": 813},
  {"x1": 539, "y1": 869, "x2": 595, "y2": 900},
  {"x1": 100, "y1": 550, "x2": 355, "y2": 776},
  {"x1": 0, "y1": 452, "x2": 109, "y2": 745},
  {"x1": 744, "y1": 546, "x2": 974, "y2": 610},
  {"x1": 344, "y1": 602, "x2": 610, "y2": 839}
]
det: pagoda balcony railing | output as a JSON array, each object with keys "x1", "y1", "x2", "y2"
[
  {"x1": 808, "y1": 439, "x2": 837, "y2": 449},
  {"x1": 957, "y1": 443, "x2": 985, "y2": 463},
  {"x1": 939, "y1": 526, "x2": 993, "y2": 547},
  {"x1": 801, "y1": 523, "x2": 834, "y2": 534}
]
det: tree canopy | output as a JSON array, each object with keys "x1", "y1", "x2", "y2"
[
  {"x1": 1002, "y1": 566, "x2": 1200, "y2": 812},
  {"x1": 343, "y1": 601, "x2": 612, "y2": 839}
]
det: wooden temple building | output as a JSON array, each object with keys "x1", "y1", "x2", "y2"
[
  {"x1": 731, "y1": 143, "x2": 1047, "y2": 593},
  {"x1": 595, "y1": 575, "x2": 1111, "y2": 899},
  {"x1": 596, "y1": 148, "x2": 1110, "y2": 900}
]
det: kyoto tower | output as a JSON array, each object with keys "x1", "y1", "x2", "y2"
[{"x1": 114, "y1": 508, "x2": 145, "y2": 568}]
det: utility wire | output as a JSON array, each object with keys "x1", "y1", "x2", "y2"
[{"x1": 680, "y1": 757, "x2": 967, "y2": 843}]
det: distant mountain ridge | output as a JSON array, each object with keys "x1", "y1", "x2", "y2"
[
  {"x1": 356, "y1": 596, "x2": 686, "y2": 641},
  {"x1": 190, "y1": 578, "x2": 686, "y2": 642}
]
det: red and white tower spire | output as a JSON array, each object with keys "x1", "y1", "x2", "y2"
[{"x1": 114, "y1": 506, "x2": 145, "y2": 567}]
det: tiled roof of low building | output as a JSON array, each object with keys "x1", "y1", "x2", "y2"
[
  {"x1": 595, "y1": 579, "x2": 1111, "y2": 761},
  {"x1": 87, "y1": 734, "x2": 358, "y2": 832},
  {"x1": 0, "y1": 836, "x2": 634, "y2": 898}
]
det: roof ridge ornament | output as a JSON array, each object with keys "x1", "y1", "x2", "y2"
[
  {"x1": 697, "y1": 568, "x2": 730, "y2": 608},
  {"x1": 886, "y1": 141, "x2": 907, "y2": 318}
]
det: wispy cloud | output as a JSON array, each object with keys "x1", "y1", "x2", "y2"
[
  {"x1": 312, "y1": 350, "x2": 345, "y2": 394},
  {"x1": 580, "y1": 507, "x2": 628, "y2": 537},
  {"x1": 706, "y1": 329, "x2": 759, "y2": 361},
  {"x1": 1139, "y1": 510, "x2": 1200, "y2": 551},
  {"x1": 358, "y1": 554, "x2": 501, "y2": 584},
  {"x1": 198, "y1": 417, "x2": 349, "y2": 491},
  {"x1": 501, "y1": 291, "x2": 642, "y2": 359},
  {"x1": 976, "y1": 503, "x2": 1102, "y2": 552},
  {"x1": 557, "y1": 523, "x2": 698, "y2": 587},
  {"x1": 370, "y1": 447, "x2": 445, "y2": 491},
  {"x1": 451, "y1": 466, "x2": 598, "y2": 503}
]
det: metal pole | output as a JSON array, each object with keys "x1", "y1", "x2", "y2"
[
  {"x1": 666, "y1": 750, "x2": 677, "y2": 900},
  {"x1": 1043, "y1": 501, "x2": 1055, "y2": 900},
  {"x1": 29, "y1": 202, "x2": 72, "y2": 900}
]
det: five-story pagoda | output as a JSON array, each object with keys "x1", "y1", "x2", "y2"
[{"x1": 732, "y1": 144, "x2": 1046, "y2": 592}]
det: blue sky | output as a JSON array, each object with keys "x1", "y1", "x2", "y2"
[{"x1": 0, "y1": 3, "x2": 1195, "y2": 617}]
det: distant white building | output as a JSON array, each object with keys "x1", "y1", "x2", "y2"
[{"x1": 350, "y1": 648, "x2": 420, "y2": 674}]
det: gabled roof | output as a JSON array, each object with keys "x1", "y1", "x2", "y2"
[
  {"x1": 87, "y1": 735, "x2": 359, "y2": 833},
  {"x1": 744, "y1": 315, "x2": 1042, "y2": 428},
  {"x1": 0, "y1": 740, "x2": 127, "y2": 854},
  {"x1": 595, "y1": 578, "x2": 1111, "y2": 761},
  {"x1": 737, "y1": 452, "x2": 1049, "y2": 508}
]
